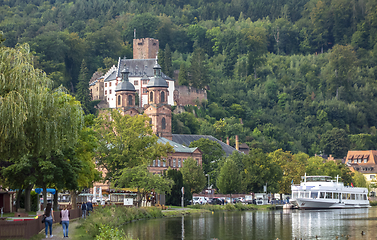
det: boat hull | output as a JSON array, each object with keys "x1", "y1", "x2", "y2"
[{"x1": 295, "y1": 198, "x2": 370, "y2": 209}]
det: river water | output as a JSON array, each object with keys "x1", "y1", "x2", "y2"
[{"x1": 122, "y1": 207, "x2": 377, "y2": 240}]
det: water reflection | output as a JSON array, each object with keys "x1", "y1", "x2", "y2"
[{"x1": 123, "y1": 208, "x2": 376, "y2": 240}]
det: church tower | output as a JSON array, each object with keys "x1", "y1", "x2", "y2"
[
  {"x1": 144, "y1": 59, "x2": 172, "y2": 139},
  {"x1": 115, "y1": 67, "x2": 139, "y2": 116}
]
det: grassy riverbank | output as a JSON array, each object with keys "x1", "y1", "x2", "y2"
[{"x1": 73, "y1": 206, "x2": 211, "y2": 239}]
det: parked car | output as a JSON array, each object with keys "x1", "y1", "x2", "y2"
[
  {"x1": 233, "y1": 198, "x2": 242, "y2": 204},
  {"x1": 209, "y1": 198, "x2": 223, "y2": 205}
]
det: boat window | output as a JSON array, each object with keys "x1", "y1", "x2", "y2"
[
  {"x1": 351, "y1": 194, "x2": 355, "y2": 200},
  {"x1": 311, "y1": 192, "x2": 318, "y2": 198},
  {"x1": 347, "y1": 193, "x2": 351, "y2": 199},
  {"x1": 292, "y1": 192, "x2": 298, "y2": 199},
  {"x1": 299, "y1": 191, "x2": 305, "y2": 198},
  {"x1": 356, "y1": 194, "x2": 360, "y2": 200},
  {"x1": 320, "y1": 192, "x2": 325, "y2": 198},
  {"x1": 305, "y1": 192, "x2": 309, "y2": 198},
  {"x1": 364, "y1": 194, "x2": 367, "y2": 200},
  {"x1": 333, "y1": 193, "x2": 339, "y2": 199},
  {"x1": 326, "y1": 192, "x2": 332, "y2": 199},
  {"x1": 342, "y1": 193, "x2": 346, "y2": 199}
]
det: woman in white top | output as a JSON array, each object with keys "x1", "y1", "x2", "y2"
[{"x1": 60, "y1": 206, "x2": 70, "y2": 238}]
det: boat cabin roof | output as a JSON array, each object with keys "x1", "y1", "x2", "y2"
[{"x1": 302, "y1": 176, "x2": 334, "y2": 182}]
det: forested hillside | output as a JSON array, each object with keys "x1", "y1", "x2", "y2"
[{"x1": 2, "y1": 0, "x2": 377, "y2": 158}]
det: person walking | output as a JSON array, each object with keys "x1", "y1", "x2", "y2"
[
  {"x1": 60, "y1": 206, "x2": 70, "y2": 238},
  {"x1": 81, "y1": 202, "x2": 87, "y2": 219},
  {"x1": 44, "y1": 203, "x2": 54, "y2": 238},
  {"x1": 86, "y1": 200, "x2": 93, "y2": 216}
]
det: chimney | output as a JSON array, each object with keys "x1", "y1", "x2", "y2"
[
  {"x1": 226, "y1": 137, "x2": 229, "y2": 145},
  {"x1": 236, "y1": 135, "x2": 239, "y2": 150}
]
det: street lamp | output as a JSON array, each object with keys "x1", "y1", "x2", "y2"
[{"x1": 205, "y1": 174, "x2": 210, "y2": 194}]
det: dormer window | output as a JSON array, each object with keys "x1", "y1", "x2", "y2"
[{"x1": 150, "y1": 91, "x2": 153, "y2": 103}]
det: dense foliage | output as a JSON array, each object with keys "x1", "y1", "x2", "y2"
[{"x1": 3, "y1": 0, "x2": 377, "y2": 157}]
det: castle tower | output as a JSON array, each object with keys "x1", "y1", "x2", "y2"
[
  {"x1": 144, "y1": 59, "x2": 172, "y2": 139},
  {"x1": 133, "y1": 38, "x2": 159, "y2": 59},
  {"x1": 115, "y1": 67, "x2": 139, "y2": 116}
]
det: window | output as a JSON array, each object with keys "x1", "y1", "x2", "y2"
[
  {"x1": 351, "y1": 194, "x2": 355, "y2": 200},
  {"x1": 364, "y1": 158, "x2": 368, "y2": 163},
  {"x1": 196, "y1": 158, "x2": 199, "y2": 165},
  {"x1": 348, "y1": 159, "x2": 352, "y2": 163},
  {"x1": 370, "y1": 175, "x2": 376, "y2": 179},
  {"x1": 178, "y1": 158, "x2": 181, "y2": 167},
  {"x1": 161, "y1": 91, "x2": 165, "y2": 102},
  {"x1": 118, "y1": 95, "x2": 121, "y2": 105},
  {"x1": 342, "y1": 193, "x2": 346, "y2": 199},
  {"x1": 134, "y1": 80, "x2": 138, "y2": 85},
  {"x1": 152, "y1": 160, "x2": 156, "y2": 167},
  {"x1": 105, "y1": 90, "x2": 107, "y2": 95},
  {"x1": 358, "y1": 158, "x2": 362, "y2": 163},
  {"x1": 105, "y1": 83, "x2": 107, "y2": 87},
  {"x1": 143, "y1": 80, "x2": 148, "y2": 84},
  {"x1": 143, "y1": 88, "x2": 147, "y2": 93},
  {"x1": 109, "y1": 82, "x2": 112, "y2": 87},
  {"x1": 150, "y1": 92, "x2": 153, "y2": 102},
  {"x1": 333, "y1": 193, "x2": 339, "y2": 199},
  {"x1": 128, "y1": 95, "x2": 132, "y2": 106},
  {"x1": 161, "y1": 117, "x2": 166, "y2": 130},
  {"x1": 173, "y1": 159, "x2": 176, "y2": 167},
  {"x1": 158, "y1": 159, "x2": 161, "y2": 167},
  {"x1": 319, "y1": 192, "x2": 325, "y2": 198},
  {"x1": 325, "y1": 192, "x2": 332, "y2": 199},
  {"x1": 163, "y1": 158, "x2": 166, "y2": 167},
  {"x1": 311, "y1": 192, "x2": 318, "y2": 198},
  {"x1": 354, "y1": 159, "x2": 357, "y2": 163},
  {"x1": 109, "y1": 90, "x2": 112, "y2": 94}
]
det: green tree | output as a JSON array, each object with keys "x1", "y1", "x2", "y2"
[
  {"x1": 269, "y1": 150, "x2": 307, "y2": 195},
  {"x1": 353, "y1": 171, "x2": 367, "y2": 187},
  {"x1": 320, "y1": 128, "x2": 350, "y2": 158},
  {"x1": 164, "y1": 44, "x2": 173, "y2": 78},
  {"x1": 114, "y1": 164, "x2": 174, "y2": 207},
  {"x1": 190, "y1": 47, "x2": 208, "y2": 89},
  {"x1": 94, "y1": 110, "x2": 173, "y2": 181},
  {"x1": 242, "y1": 148, "x2": 282, "y2": 193},
  {"x1": 178, "y1": 63, "x2": 188, "y2": 86},
  {"x1": 189, "y1": 138, "x2": 225, "y2": 175},
  {"x1": 217, "y1": 158, "x2": 241, "y2": 199},
  {"x1": 180, "y1": 158, "x2": 206, "y2": 194},
  {"x1": 76, "y1": 59, "x2": 91, "y2": 114},
  {"x1": 164, "y1": 169, "x2": 192, "y2": 206},
  {"x1": 0, "y1": 45, "x2": 84, "y2": 210}
]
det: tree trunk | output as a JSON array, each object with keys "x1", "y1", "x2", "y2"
[
  {"x1": 15, "y1": 189, "x2": 22, "y2": 212},
  {"x1": 53, "y1": 189, "x2": 58, "y2": 211},
  {"x1": 70, "y1": 190, "x2": 78, "y2": 209},
  {"x1": 43, "y1": 186, "x2": 47, "y2": 209},
  {"x1": 24, "y1": 184, "x2": 33, "y2": 212}
]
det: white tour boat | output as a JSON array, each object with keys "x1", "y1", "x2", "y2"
[{"x1": 291, "y1": 174, "x2": 370, "y2": 209}]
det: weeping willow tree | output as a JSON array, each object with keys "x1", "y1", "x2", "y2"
[{"x1": 0, "y1": 43, "x2": 84, "y2": 211}]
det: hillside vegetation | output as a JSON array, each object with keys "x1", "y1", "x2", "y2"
[{"x1": 2, "y1": 0, "x2": 377, "y2": 157}]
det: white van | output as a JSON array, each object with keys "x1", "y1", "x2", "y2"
[{"x1": 192, "y1": 196, "x2": 207, "y2": 205}]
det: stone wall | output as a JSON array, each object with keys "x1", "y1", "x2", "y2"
[{"x1": 174, "y1": 85, "x2": 207, "y2": 106}]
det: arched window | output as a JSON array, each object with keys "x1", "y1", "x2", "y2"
[
  {"x1": 128, "y1": 95, "x2": 132, "y2": 106},
  {"x1": 161, "y1": 117, "x2": 166, "y2": 129},
  {"x1": 118, "y1": 95, "x2": 121, "y2": 106},
  {"x1": 161, "y1": 91, "x2": 165, "y2": 103},
  {"x1": 150, "y1": 91, "x2": 153, "y2": 103}
]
